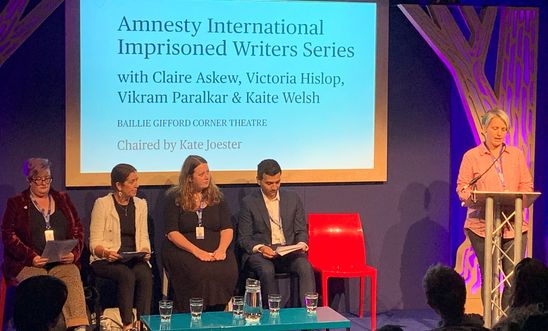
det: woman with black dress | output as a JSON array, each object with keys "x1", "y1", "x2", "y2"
[{"x1": 162, "y1": 155, "x2": 238, "y2": 312}]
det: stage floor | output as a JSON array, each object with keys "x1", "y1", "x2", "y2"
[{"x1": 340, "y1": 309, "x2": 440, "y2": 331}]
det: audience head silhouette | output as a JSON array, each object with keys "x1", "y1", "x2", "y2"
[
  {"x1": 491, "y1": 258, "x2": 548, "y2": 331},
  {"x1": 423, "y1": 264, "x2": 490, "y2": 331},
  {"x1": 14, "y1": 275, "x2": 68, "y2": 331},
  {"x1": 511, "y1": 257, "x2": 548, "y2": 308},
  {"x1": 423, "y1": 264, "x2": 466, "y2": 321}
]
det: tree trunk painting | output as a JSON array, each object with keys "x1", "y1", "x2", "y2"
[
  {"x1": 0, "y1": 0, "x2": 64, "y2": 68},
  {"x1": 399, "y1": 4, "x2": 538, "y2": 315}
]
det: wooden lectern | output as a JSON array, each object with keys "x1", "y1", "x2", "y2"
[{"x1": 471, "y1": 191, "x2": 541, "y2": 328}]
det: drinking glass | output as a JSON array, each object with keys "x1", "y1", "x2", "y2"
[
  {"x1": 304, "y1": 292, "x2": 318, "y2": 313},
  {"x1": 268, "y1": 294, "x2": 282, "y2": 313},
  {"x1": 232, "y1": 296, "x2": 244, "y2": 318},
  {"x1": 159, "y1": 320, "x2": 171, "y2": 330},
  {"x1": 159, "y1": 300, "x2": 173, "y2": 321},
  {"x1": 190, "y1": 297, "x2": 204, "y2": 318}
]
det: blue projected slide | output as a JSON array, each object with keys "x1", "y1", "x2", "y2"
[{"x1": 67, "y1": 0, "x2": 386, "y2": 186}]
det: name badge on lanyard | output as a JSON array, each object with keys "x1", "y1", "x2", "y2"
[
  {"x1": 196, "y1": 208, "x2": 204, "y2": 240},
  {"x1": 45, "y1": 229, "x2": 54, "y2": 241},
  {"x1": 32, "y1": 195, "x2": 54, "y2": 241}
]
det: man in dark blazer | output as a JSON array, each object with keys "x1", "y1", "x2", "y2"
[{"x1": 238, "y1": 159, "x2": 315, "y2": 307}]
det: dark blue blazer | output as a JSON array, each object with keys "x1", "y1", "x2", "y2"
[{"x1": 237, "y1": 189, "x2": 307, "y2": 267}]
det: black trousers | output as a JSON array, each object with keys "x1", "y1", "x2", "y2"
[
  {"x1": 466, "y1": 229, "x2": 527, "y2": 311},
  {"x1": 91, "y1": 259, "x2": 152, "y2": 325},
  {"x1": 245, "y1": 251, "x2": 315, "y2": 307}
]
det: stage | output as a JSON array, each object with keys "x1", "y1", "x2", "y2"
[{"x1": 337, "y1": 309, "x2": 439, "y2": 331}]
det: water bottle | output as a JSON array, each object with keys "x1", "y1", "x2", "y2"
[{"x1": 243, "y1": 278, "x2": 262, "y2": 322}]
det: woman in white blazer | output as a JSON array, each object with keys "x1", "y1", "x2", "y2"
[{"x1": 89, "y1": 164, "x2": 152, "y2": 331}]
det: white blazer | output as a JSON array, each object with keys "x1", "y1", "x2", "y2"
[{"x1": 89, "y1": 193, "x2": 151, "y2": 263}]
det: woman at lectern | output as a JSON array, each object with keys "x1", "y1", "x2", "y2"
[
  {"x1": 161, "y1": 155, "x2": 238, "y2": 312},
  {"x1": 456, "y1": 109, "x2": 533, "y2": 310},
  {"x1": 90, "y1": 163, "x2": 152, "y2": 331},
  {"x1": 1, "y1": 158, "x2": 89, "y2": 330}
]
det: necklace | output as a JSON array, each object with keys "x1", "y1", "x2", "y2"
[
  {"x1": 30, "y1": 193, "x2": 52, "y2": 229},
  {"x1": 113, "y1": 194, "x2": 130, "y2": 217},
  {"x1": 119, "y1": 204, "x2": 128, "y2": 217}
]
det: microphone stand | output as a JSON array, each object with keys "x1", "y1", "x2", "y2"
[{"x1": 460, "y1": 143, "x2": 506, "y2": 205}]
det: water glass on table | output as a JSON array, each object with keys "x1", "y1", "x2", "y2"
[
  {"x1": 268, "y1": 294, "x2": 282, "y2": 313},
  {"x1": 190, "y1": 297, "x2": 204, "y2": 318},
  {"x1": 304, "y1": 292, "x2": 318, "y2": 313},
  {"x1": 159, "y1": 299, "x2": 173, "y2": 321},
  {"x1": 159, "y1": 320, "x2": 172, "y2": 330},
  {"x1": 232, "y1": 296, "x2": 244, "y2": 318}
]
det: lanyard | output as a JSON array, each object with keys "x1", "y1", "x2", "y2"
[
  {"x1": 31, "y1": 194, "x2": 52, "y2": 229},
  {"x1": 195, "y1": 200, "x2": 207, "y2": 227},
  {"x1": 490, "y1": 148, "x2": 506, "y2": 190},
  {"x1": 269, "y1": 215, "x2": 283, "y2": 229},
  {"x1": 196, "y1": 208, "x2": 203, "y2": 227}
]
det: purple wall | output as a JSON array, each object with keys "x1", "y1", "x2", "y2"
[
  {"x1": 0, "y1": 3, "x2": 546, "y2": 314},
  {"x1": 533, "y1": 2, "x2": 548, "y2": 264}
]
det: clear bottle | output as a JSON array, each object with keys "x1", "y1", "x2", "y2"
[{"x1": 243, "y1": 278, "x2": 262, "y2": 323}]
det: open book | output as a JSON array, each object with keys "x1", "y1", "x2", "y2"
[
  {"x1": 275, "y1": 242, "x2": 306, "y2": 256},
  {"x1": 42, "y1": 239, "x2": 78, "y2": 263}
]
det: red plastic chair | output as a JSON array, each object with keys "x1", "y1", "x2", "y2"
[
  {"x1": 0, "y1": 276, "x2": 6, "y2": 330},
  {"x1": 0, "y1": 275, "x2": 17, "y2": 330},
  {"x1": 308, "y1": 213, "x2": 377, "y2": 330}
]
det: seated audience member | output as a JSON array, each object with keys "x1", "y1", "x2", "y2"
[
  {"x1": 423, "y1": 264, "x2": 489, "y2": 331},
  {"x1": 491, "y1": 257, "x2": 548, "y2": 331},
  {"x1": 1, "y1": 158, "x2": 89, "y2": 330},
  {"x1": 522, "y1": 314, "x2": 548, "y2": 331},
  {"x1": 14, "y1": 275, "x2": 68, "y2": 331},
  {"x1": 89, "y1": 164, "x2": 152, "y2": 331},
  {"x1": 238, "y1": 159, "x2": 315, "y2": 307},
  {"x1": 161, "y1": 155, "x2": 238, "y2": 312}
]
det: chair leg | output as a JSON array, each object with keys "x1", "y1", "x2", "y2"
[
  {"x1": 322, "y1": 275, "x2": 329, "y2": 307},
  {"x1": 0, "y1": 276, "x2": 6, "y2": 331},
  {"x1": 371, "y1": 274, "x2": 377, "y2": 331},
  {"x1": 359, "y1": 277, "x2": 365, "y2": 319},
  {"x1": 290, "y1": 273, "x2": 299, "y2": 308}
]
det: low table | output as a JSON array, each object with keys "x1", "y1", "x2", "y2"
[{"x1": 141, "y1": 307, "x2": 351, "y2": 331}]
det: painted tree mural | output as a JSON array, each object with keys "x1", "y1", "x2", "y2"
[
  {"x1": 399, "y1": 3, "x2": 539, "y2": 319},
  {"x1": 0, "y1": 0, "x2": 63, "y2": 67}
]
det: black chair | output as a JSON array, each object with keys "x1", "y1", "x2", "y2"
[{"x1": 80, "y1": 246, "x2": 118, "y2": 331}]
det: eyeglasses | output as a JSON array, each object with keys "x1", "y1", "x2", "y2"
[{"x1": 30, "y1": 177, "x2": 53, "y2": 184}]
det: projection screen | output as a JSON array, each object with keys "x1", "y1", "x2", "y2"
[{"x1": 66, "y1": 0, "x2": 388, "y2": 186}]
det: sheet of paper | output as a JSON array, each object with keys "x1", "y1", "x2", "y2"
[
  {"x1": 275, "y1": 242, "x2": 306, "y2": 256},
  {"x1": 42, "y1": 239, "x2": 78, "y2": 262}
]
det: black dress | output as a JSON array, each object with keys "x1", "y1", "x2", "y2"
[{"x1": 161, "y1": 193, "x2": 238, "y2": 312}]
